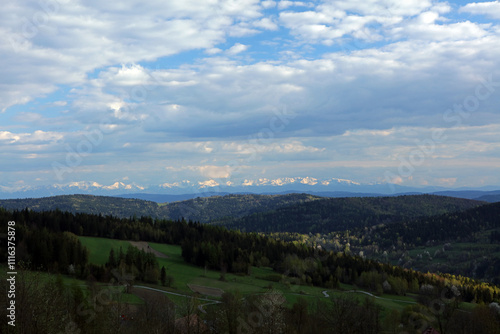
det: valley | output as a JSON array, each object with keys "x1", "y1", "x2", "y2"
[{"x1": 1, "y1": 192, "x2": 500, "y2": 333}]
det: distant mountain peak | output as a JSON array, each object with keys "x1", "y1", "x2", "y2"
[
  {"x1": 160, "y1": 180, "x2": 192, "y2": 188},
  {"x1": 58, "y1": 181, "x2": 145, "y2": 191},
  {"x1": 321, "y1": 178, "x2": 362, "y2": 186},
  {"x1": 238, "y1": 177, "x2": 360, "y2": 187},
  {"x1": 1, "y1": 177, "x2": 499, "y2": 200}
]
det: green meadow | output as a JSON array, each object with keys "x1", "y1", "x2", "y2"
[
  {"x1": 79, "y1": 236, "x2": 134, "y2": 265},
  {"x1": 77, "y1": 236, "x2": 424, "y2": 316}
]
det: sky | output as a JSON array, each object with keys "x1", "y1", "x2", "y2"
[{"x1": 1, "y1": 0, "x2": 500, "y2": 193}]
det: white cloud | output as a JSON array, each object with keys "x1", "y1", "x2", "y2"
[
  {"x1": 325, "y1": 0, "x2": 433, "y2": 17},
  {"x1": 278, "y1": 1, "x2": 314, "y2": 10},
  {"x1": 107, "y1": 64, "x2": 152, "y2": 86},
  {"x1": 262, "y1": 1, "x2": 277, "y2": 9},
  {"x1": 205, "y1": 47, "x2": 223, "y2": 55},
  {"x1": 62, "y1": 32, "x2": 500, "y2": 147},
  {"x1": 460, "y1": 1, "x2": 500, "y2": 20},
  {"x1": 252, "y1": 17, "x2": 279, "y2": 30},
  {"x1": 223, "y1": 141, "x2": 324, "y2": 155},
  {"x1": 227, "y1": 43, "x2": 249, "y2": 55},
  {"x1": 391, "y1": 14, "x2": 490, "y2": 41},
  {"x1": 198, "y1": 165, "x2": 232, "y2": 179},
  {"x1": 0, "y1": 130, "x2": 64, "y2": 144},
  {"x1": 0, "y1": 131, "x2": 21, "y2": 143},
  {"x1": 2, "y1": 0, "x2": 500, "y2": 189},
  {"x1": 0, "y1": 0, "x2": 265, "y2": 112},
  {"x1": 278, "y1": 0, "x2": 435, "y2": 45}
]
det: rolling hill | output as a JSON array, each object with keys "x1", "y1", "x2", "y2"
[
  {"x1": 352, "y1": 201, "x2": 500, "y2": 282},
  {"x1": 0, "y1": 194, "x2": 159, "y2": 218},
  {"x1": 157, "y1": 193, "x2": 322, "y2": 222},
  {"x1": 215, "y1": 195, "x2": 485, "y2": 234},
  {"x1": 0, "y1": 194, "x2": 484, "y2": 232},
  {"x1": 476, "y1": 194, "x2": 500, "y2": 203},
  {"x1": 0, "y1": 193, "x2": 323, "y2": 222}
]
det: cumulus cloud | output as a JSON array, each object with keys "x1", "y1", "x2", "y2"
[
  {"x1": 460, "y1": 2, "x2": 500, "y2": 20},
  {"x1": 2, "y1": 0, "x2": 500, "y2": 188},
  {"x1": 0, "y1": 130, "x2": 64, "y2": 144},
  {"x1": 0, "y1": 0, "x2": 265, "y2": 112},
  {"x1": 69, "y1": 36, "x2": 500, "y2": 143},
  {"x1": 392, "y1": 13, "x2": 490, "y2": 41},
  {"x1": 278, "y1": 1, "x2": 314, "y2": 10},
  {"x1": 278, "y1": 0, "x2": 434, "y2": 45},
  {"x1": 198, "y1": 165, "x2": 233, "y2": 179},
  {"x1": 227, "y1": 43, "x2": 249, "y2": 55},
  {"x1": 252, "y1": 17, "x2": 279, "y2": 30}
]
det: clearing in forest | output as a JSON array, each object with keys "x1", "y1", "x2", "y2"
[
  {"x1": 188, "y1": 284, "x2": 224, "y2": 297},
  {"x1": 130, "y1": 241, "x2": 169, "y2": 258}
]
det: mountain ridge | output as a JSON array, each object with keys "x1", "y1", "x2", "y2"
[
  {"x1": 0, "y1": 176, "x2": 500, "y2": 202},
  {"x1": 214, "y1": 194, "x2": 486, "y2": 234},
  {"x1": 4, "y1": 177, "x2": 500, "y2": 199},
  {"x1": 0, "y1": 193, "x2": 485, "y2": 228},
  {"x1": 0, "y1": 193, "x2": 323, "y2": 222}
]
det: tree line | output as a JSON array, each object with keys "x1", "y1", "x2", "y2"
[
  {"x1": 1, "y1": 206, "x2": 500, "y2": 333},
  {"x1": 2, "y1": 271, "x2": 499, "y2": 334},
  {"x1": 216, "y1": 195, "x2": 483, "y2": 234},
  {"x1": 2, "y1": 207, "x2": 499, "y2": 305}
]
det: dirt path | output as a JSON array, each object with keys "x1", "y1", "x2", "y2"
[
  {"x1": 188, "y1": 284, "x2": 224, "y2": 298},
  {"x1": 133, "y1": 285, "x2": 221, "y2": 304},
  {"x1": 344, "y1": 290, "x2": 416, "y2": 304},
  {"x1": 129, "y1": 241, "x2": 169, "y2": 258}
]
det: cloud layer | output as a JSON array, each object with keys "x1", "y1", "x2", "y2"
[{"x1": 1, "y1": 0, "x2": 500, "y2": 191}]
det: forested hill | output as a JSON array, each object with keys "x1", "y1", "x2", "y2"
[
  {"x1": 0, "y1": 193, "x2": 323, "y2": 222},
  {"x1": 1, "y1": 206, "x2": 498, "y2": 307},
  {"x1": 215, "y1": 195, "x2": 485, "y2": 234},
  {"x1": 0, "y1": 194, "x2": 160, "y2": 218},
  {"x1": 0, "y1": 194, "x2": 484, "y2": 231},
  {"x1": 476, "y1": 194, "x2": 500, "y2": 203},
  {"x1": 157, "y1": 193, "x2": 321, "y2": 222},
  {"x1": 359, "y1": 201, "x2": 500, "y2": 247},
  {"x1": 347, "y1": 201, "x2": 500, "y2": 283}
]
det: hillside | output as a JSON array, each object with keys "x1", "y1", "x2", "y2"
[
  {"x1": 273, "y1": 201, "x2": 500, "y2": 283},
  {"x1": 476, "y1": 194, "x2": 500, "y2": 203},
  {"x1": 216, "y1": 195, "x2": 485, "y2": 234},
  {"x1": 1, "y1": 199, "x2": 499, "y2": 332},
  {"x1": 1, "y1": 194, "x2": 485, "y2": 234},
  {"x1": 0, "y1": 193, "x2": 323, "y2": 222},
  {"x1": 358, "y1": 201, "x2": 500, "y2": 247},
  {"x1": 158, "y1": 193, "x2": 322, "y2": 222},
  {"x1": 360, "y1": 201, "x2": 500, "y2": 283},
  {"x1": 0, "y1": 194, "x2": 159, "y2": 218}
]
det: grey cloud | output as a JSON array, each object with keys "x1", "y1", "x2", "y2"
[{"x1": 2, "y1": 0, "x2": 500, "y2": 188}]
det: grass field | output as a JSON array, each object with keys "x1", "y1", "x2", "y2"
[
  {"x1": 75, "y1": 236, "x2": 427, "y2": 318},
  {"x1": 3, "y1": 230, "x2": 487, "y2": 334},
  {"x1": 149, "y1": 242, "x2": 330, "y2": 299},
  {"x1": 79, "y1": 236, "x2": 136, "y2": 265},
  {"x1": 74, "y1": 235, "x2": 484, "y2": 325}
]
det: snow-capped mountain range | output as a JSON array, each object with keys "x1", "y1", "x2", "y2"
[
  {"x1": 1, "y1": 177, "x2": 499, "y2": 199},
  {"x1": 0, "y1": 177, "x2": 384, "y2": 199}
]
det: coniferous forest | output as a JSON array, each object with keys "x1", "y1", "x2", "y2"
[{"x1": 1, "y1": 202, "x2": 500, "y2": 333}]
